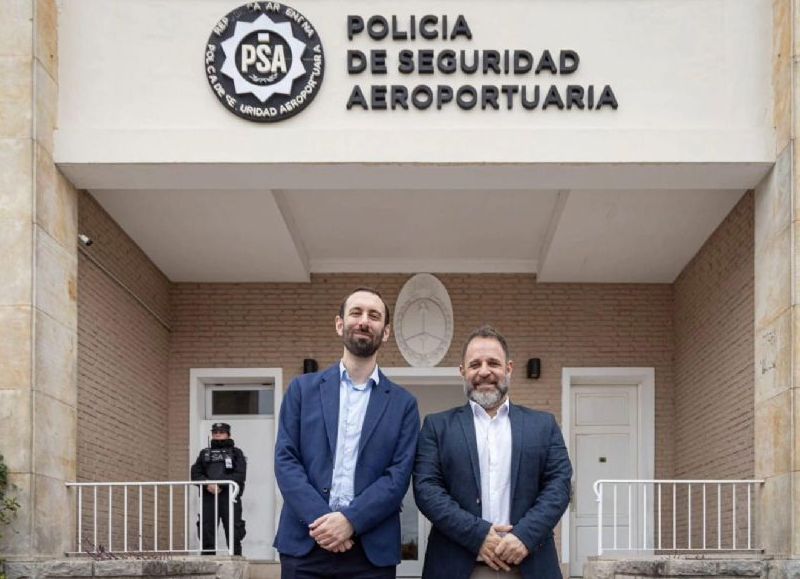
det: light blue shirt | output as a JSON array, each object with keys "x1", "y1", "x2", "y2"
[{"x1": 329, "y1": 361, "x2": 378, "y2": 510}]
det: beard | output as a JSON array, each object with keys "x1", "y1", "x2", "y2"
[
  {"x1": 342, "y1": 324, "x2": 385, "y2": 358},
  {"x1": 464, "y1": 374, "x2": 510, "y2": 411}
]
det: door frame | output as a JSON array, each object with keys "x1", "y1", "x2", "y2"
[
  {"x1": 383, "y1": 366, "x2": 462, "y2": 578},
  {"x1": 560, "y1": 367, "x2": 655, "y2": 572},
  {"x1": 189, "y1": 367, "x2": 284, "y2": 560}
]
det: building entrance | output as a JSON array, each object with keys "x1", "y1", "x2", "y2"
[{"x1": 190, "y1": 368, "x2": 284, "y2": 560}]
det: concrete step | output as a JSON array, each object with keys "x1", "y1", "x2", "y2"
[{"x1": 247, "y1": 561, "x2": 281, "y2": 579}]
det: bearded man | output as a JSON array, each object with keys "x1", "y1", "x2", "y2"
[
  {"x1": 274, "y1": 287, "x2": 420, "y2": 579},
  {"x1": 413, "y1": 325, "x2": 572, "y2": 579}
]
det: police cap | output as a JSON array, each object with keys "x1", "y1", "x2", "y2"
[{"x1": 211, "y1": 422, "x2": 231, "y2": 433}]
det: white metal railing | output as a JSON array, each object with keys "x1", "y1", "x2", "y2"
[
  {"x1": 593, "y1": 479, "x2": 764, "y2": 556},
  {"x1": 66, "y1": 481, "x2": 240, "y2": 556}
]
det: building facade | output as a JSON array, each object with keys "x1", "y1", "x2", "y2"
[{"x1": 0, "y1": 0, "x2": 797, "y2": 577}]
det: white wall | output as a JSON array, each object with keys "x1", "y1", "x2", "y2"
[{"x1": 56, "y1": 0, "x2": 773, "y2": 169}]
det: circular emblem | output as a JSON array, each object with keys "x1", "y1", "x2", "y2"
[
  {"x1": 205, "y1": 2, "x2": 325, "y2": 122},
  {"x1": 395, "y1": 274, "x2": 454, "y2": 367}
]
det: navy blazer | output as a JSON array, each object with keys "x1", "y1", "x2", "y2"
[
  {"x1": 273, "y1": 363, "x2": 420, "y2": 567},
  {"x1": 414, "y1": 403, "x2": 572, "y2": 579}
]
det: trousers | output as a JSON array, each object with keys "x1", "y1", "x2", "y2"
[
  {"x1": 199, "y1": 490, "x2": 244, "y2": 556},
  {"x1": 280, "y1": 541, "x2": 395, "y2": 579}
]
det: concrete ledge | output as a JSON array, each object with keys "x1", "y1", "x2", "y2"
[
  {"x1": 584, "y1": 558, "x2": 770, "y2": 579},
  {"x1": 4, "y1": 558, "x2": 246, "y2": 579}
]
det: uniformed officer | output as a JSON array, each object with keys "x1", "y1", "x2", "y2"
[{"x1": 191, "y1": 422, "x2": 247, "y2": 556}]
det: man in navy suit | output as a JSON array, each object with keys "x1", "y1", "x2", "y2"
[
  {"x1": 274, "y1": 287, "x2": 420, "y2": 579},
  {"x1": 414, "y1": 325, "x2": 572, "y2": 579}
]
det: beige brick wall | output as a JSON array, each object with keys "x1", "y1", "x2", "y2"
[
  {"x1": 77, "y1": 192, "x2": 171, "y2": 484},
  {"x1": 168, "y1": 276, "x2": 676, "y2": 481},
  {"x1": 670, "y1": 191, "x2": 755, "y2": 549},
  {"x1": 673, "y1": 191, "x2": 754, "y2": 480}
]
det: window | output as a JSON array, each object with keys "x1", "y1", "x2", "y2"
[{"x1": 206, "y1": 383, "x2": 274, "y2": 418}]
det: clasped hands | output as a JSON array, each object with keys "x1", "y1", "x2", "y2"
[
  {"x1": 309, "y1": 512, "x2": 355, "y2": 553},
  {"x1": 478, "y1": 524, "x2": 530, "y2": 571}
]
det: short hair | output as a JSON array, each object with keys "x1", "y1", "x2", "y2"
[
  {"x1": 338, "y1": 287, "x2": 391, "y2": 325},
  {"x1": 461, "y1": 325, "x2": 511, "y2": 362}
]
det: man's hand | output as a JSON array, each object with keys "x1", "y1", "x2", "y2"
[
  {"x1": 494, "y1": 532, "x2": 530, "y2": 566},
  {"x1": 328, "y1": 538, "x2": 355, "y2": 553},
  {"x1": 478, "y1": 524, "x2": 513, "y2": 571},
  {"x1": 206, "y1": 484, "x2": 220, "y2": 495},
  {"x1": 309, "y1": 512, "x2": 355, "y2": 552}
]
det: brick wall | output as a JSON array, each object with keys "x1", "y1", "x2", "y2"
[
  {"x1": 673, "y1": 191, "x2": 754, "y2": 480},
  {"x1": 670, "y1": 192, "x2": 755, "y2": 549},
  {"x1": 168, "y1": 276, "x2": 676, "y2": 481},
  {"x1": 77, "y1": 192, "x2": 171, "y2": 484}
]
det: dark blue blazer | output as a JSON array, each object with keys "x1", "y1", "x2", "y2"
[
  {"x1": 414, "y1": 403, "x2": 572, "y2": 579},
  {"x1": 273, "y1": 363, "x2": 420, "y2": 567}
]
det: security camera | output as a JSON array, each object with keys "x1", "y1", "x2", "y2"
[{"x1": 78, "y1": 234, "x2": 93, "y2": 247}]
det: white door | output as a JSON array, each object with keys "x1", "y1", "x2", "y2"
[
  {"x1": 570, "y1": 385, "x2": 638, "y2": 577},
  {"x1": 198, "y1": 384, "x2": 276, "y2": 559}
]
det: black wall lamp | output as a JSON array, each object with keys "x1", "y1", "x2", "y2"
[
  {"x1": 303, "y1": 358, "x2": 319, "y2": 374},
  {"x1": 527, "y1": 358, "x2": 541, "y2": 380}
]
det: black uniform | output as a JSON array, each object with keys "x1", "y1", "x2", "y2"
[{"x1": 190, "y1": 438, "x2": 247, "y2": 555}]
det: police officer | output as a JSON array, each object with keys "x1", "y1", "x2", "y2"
[{"x1": 191, "y1": 422, "x2": 247, "y2": 556}]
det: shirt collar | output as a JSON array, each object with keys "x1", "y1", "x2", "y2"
[
  {"x1": 339, "y1": 360, "x2": 380, "y2": 391},
  {"x1": 469, "y1": 397, "x2": 510, "y2": 420}
]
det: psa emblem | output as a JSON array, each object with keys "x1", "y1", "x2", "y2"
[{"x1": 205, "y1": 2, "x2": 324, "y2": 122}]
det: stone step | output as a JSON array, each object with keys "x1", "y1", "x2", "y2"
[{"x1": 247, "y1": 561, "x2": 281, "y2": 579}]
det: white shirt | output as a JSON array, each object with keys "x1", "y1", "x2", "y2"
[
  {"x1": 329, "y1": 361, "x2": 378, "y2": 510},
  {"x1": 470, "y1": 398, "x2": 512, "y2": 526}
]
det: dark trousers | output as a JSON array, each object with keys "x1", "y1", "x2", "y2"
[
  {"x1": 200, "y1": 491, "x2": 244, "y2": 556},
  {"x1": 280, "y1": 541, "x2": 395, "y2": 579}
]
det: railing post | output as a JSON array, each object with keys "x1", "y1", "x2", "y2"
[
  {"x1": 139, "y1": 485, "x2": 143, "y2": 552},
  {"x1": 642, "y1": 483, "x2": 647, "y2": 550},
  {"x1": 613, "y1": 484, "x2": 618, "y2": 550},
  {"x1": 597, "y1": 481, "x2": 603, "y2": 556},
  {"x1": 199, "y1": 483, "x2": 204, "y2": 553},
  {"x1": 154, "y1": 484, "x2": 159, "y2": 551},
  {"x1": 732, "y1": 484, "x2": 737, "y2": 549},
  {"x1": 657, "y1": 483, "x2": 661, "y2": 550},
  {"x1": 169, "y1": 485, "x2": 174, "y2": 552},
  {"x1": 687, "y1": 484, "x2": 691, "y2": 550},
  {"x1": 124, "y1": 485, "x2": 128, "y2": 552},
  {"x1": 93, "y1": 486, "x2": 98, "y2": 550},
  {"x1": 747, "y1": 483, "x2": 752, "y2": 549},
  {"x1": 108, "y1": 486, "x2": 113, "y2": 551},
  {"x1": 702, "y1": 484, "x2": 706, "y2": 550},
  {"x1": 214, "y1": 487, "x2": 219, "y2": 554},
  {"x1": 184, "y1": 484, "x2": 189, "y2": 552},
  {"x1": 228, "y1": 483, "x2": 235, "y2": 557},
  {"x1": 77, "y1": 486, "x2": 82, "y2": 553},
  {"x1": 628, "y1": 484, "x2": 632, "y2": 550}
]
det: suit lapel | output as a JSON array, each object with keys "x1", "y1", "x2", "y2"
[
  {"x1": 358, "y1": 372, "x2": 391, "y2": 451},
  {"x1": 457, "y1": 404, "x2": 482, "y2": 494},
  {"x1": 509, "y1": 403, "x2": 525, "y2": 504},
  {"x1": 319, "y1": 366, "x2": 340, "y2": 457}
]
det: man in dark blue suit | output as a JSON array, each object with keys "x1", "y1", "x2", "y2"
[
  {"x1": 274, "y1": 287, "x2": 420, "y2": 579},
  {"x1": 414, "y1": 326, "x2": 572, "y2": 579}
]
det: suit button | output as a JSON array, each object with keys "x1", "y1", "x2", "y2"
[
  {"x1": 476, "y1": 498, "x2": 481, "y2": 504},
  {"x1": 322, "y1": 488, "x2": 329, "y2": 494}
]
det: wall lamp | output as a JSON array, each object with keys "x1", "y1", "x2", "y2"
[
  {"x1": 303, "y1": 358, "x2": 318, "y2": 374},
  {"x1": 527, "y1": 358, "x2": 541, "y2": 380}
]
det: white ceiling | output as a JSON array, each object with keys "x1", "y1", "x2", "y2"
[{"x1": 90, "y1": 187, "x2": 745, "y2": 283}]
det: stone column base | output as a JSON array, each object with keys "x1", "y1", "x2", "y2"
[
  {"x1": 583, "y1": 557, "x2": 777, "y2": 579},
  {"x1": 3, "y1": 558, "x2": 248, "y2": 579}
]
